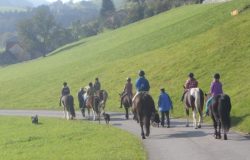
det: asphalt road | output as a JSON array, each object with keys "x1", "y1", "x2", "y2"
[{"x1": 1, "y1": 109, "x2": 250, "y2": 160}]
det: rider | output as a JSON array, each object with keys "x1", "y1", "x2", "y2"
[
  {"x1": 120, "y1": 77, "x2": 133, "y2": 108},
  {"x1": 59, "y1": 82, "x2": 70, "y2": 106},
  {"x1": 94, "y1": 77, "x2": 101, "y2": 96},
  {"x1": 135, "y1": 70, "x2": 150, "y2": 92},
  {"x1": 87, "y1": 82, "x2": 95, "y2": 106},
  {"x1": 205, "y1": 73, "x2": 223, "y2": 116},
  {"x1": 181, "y1": 72, "x2": 198, "y2": 101}
]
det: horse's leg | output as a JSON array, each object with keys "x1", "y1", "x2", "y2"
[
  {"x1": 140, "y1": 118, "x2": 145, "y2": 139},
  {"x1": 193, "y1": 110, "x2": 198, "y2": 129},
  {"x1": 198, "y1": 108, "x2": 203, "y2": 128},
  {"x1": 186, "y1": 109, "x2": 189, "y2": 127},
  {"x1": 63, "y1": 106, "x2": 67, "y2": 119},
  {"x1": 92, "y1": 108, "x2": 95, "y2": 121},
  {"x1": 87, "y1": 108, "x2": 91, "y2": 120},
  {"x1": 125, "y1": 107, "x2": 129, "y2": 119},
  {"x1": 218, "y1": 121, "x2": 222, "y2": 139},
  {"x1": 145, "y1": 116, "x2": 150, "y2": 137}
]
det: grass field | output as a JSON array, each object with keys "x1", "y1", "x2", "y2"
[
  {"x1": 0, "y1": 116, "x2": 146, "y2": 160},
  {"x1": 0, "y1": 0, "x2": 249, "y2": 133}
]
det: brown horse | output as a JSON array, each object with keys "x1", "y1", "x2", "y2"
[
  {"x1": 61, "y1": 94, "x2": 76, "y2": 120},
  {"x1": 120, "y1": 92, "x2": 132, "y2": 119},
  {"x1": 206, "y1": 94, "x2": 231, "y2": 140},
  {"x1": 97, "y1": 90, "x2": 108, "y2": 113},
  {"x1": 183, "y1": 88, "x2": 204, "y2": 129},
  {"x1": 132, "y1": 92, "x2": 156, "y2": 139},
  {"x1": 85, "y1": 94, "x2": 101, "y2": 122}
]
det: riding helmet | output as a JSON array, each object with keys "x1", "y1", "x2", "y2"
[
  {"x1": 214, "y1": 73, "x2": 220, "y2": 79},
  {"x1": 127, "y1": 77, "x2": 131, "y2": 81},
  {"x1": 138, "y1": 70, "x2": 145, "y2": 76},
  {"x1": 63, "y1": 82, "x2": 67, "y2": 86},
  {"x1": 188, "y1": 72, "x2": 194, "y2": 78}
]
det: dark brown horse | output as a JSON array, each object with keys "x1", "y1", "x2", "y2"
[
  {"x1": 132, "y1": 92, "x2": 156, "y2": 139},
  {"x1": 119, "y1": 92, "x2": 132, "y2": 119},
  {"x1": 183, "y1": 88, "x2": 204, "y2": 129},
  {"x1": 206, "y1": 94, "x2": 231, "y2": 140},
  {"x1": 61, "y1": 94, "x2": 76, "y2": 120},
  {"x1": 97, "y1": 90, "x2": 108, "y2": 113}
]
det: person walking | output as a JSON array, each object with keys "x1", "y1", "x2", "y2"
[{"x1": 158, "y1": 87, "x2": 173, "y2": 128}]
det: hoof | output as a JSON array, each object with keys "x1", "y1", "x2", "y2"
[
  {"x1": 186, "y1": 124, "x2": 189, "y2": 127},
  {"x1": 198, "y1": 125, "x2": 201, "y2": 128},
  {"x1": 224, "y1": 135, "x2": 228, "y2": 140},
  {"x1": 142, "y1": 136, "x2": 146, "y2": 139}
]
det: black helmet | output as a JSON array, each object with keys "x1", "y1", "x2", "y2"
[
  {"x1": 214, "y1": 73, "x2": 220, "y2": 79},
  {"x1": 89, "y1": 82, "x2": 93, "y2": 86},
  {"x1": 63, "y1": 82, "x2": 67, "y2": 86},
  {"x1": 95, "y1": 77, "x2": 99, "y2": 81},
  {"x1": 138, "y1": 70, "x2": 145, "y2": 76},
  {"x1": 127, "y1": 77, "x2": 131, "y2": 81},
  {"x1": 160, "y1": 87, "x2": 165, "y2": 92},
  {"x1": 188, "y1": 72, "x2": 194, "y2": 78}
]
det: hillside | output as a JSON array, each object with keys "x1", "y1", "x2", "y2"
[{"x1": 0, "y1": 0, "x2": 250, "y2": 133}]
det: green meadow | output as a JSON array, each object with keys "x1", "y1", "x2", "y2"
[
  {"x1": 0, "y1": 0, "x2": 249, "y2": 133},
  {"x1": 0, "y1": 116, "x2": 146, "y2": 160}
]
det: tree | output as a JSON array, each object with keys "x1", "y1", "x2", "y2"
[
  {"x1": 100, "y1": 0, "x2": 115, "y2": 18},
  {"x1": 18, "y1": 5, "x2": 57, "y2": 57}
]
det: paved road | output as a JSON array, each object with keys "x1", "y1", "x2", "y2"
[{"x1": 1, "y1": 109, "x2": 250, "y2": 160}]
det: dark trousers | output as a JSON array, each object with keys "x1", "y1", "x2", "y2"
[{"x1": 161, "y1": 111, "x2": 170, "y2": 127}]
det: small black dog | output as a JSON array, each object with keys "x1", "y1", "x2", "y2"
[
  {"x1": 31, "y1": 115, "x2": 38, "y2": 124},
  {"x1": 103, "y1": 112, "x2": 110, "y2": 124},
  {"x1": 151, "y1": 112, "x2": 160, "y2": 127}
]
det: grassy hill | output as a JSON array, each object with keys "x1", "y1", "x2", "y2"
[{"x1": 0, "y1": 0, "x2": 249, "y2": 133}]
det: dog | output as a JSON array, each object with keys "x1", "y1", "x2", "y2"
[
  {"x1": 31, "y1": 115, "x2": 38, "y2": 124},
  {"x1": 103, "y1": 112, "x2": 110, "y2": 124},
  {"x1": 151, "y1": 112, "x2": 160, "y2": 127}
]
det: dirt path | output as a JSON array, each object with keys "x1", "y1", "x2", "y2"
[{"x1": 1, "y1": 109, "x2": 250, "y2": 160}]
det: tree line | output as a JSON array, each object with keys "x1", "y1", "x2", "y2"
[{"x1": 0, "y1": 0, "x2": 203, "y2": 65}]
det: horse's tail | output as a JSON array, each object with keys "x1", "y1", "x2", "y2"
[
  {"x1": 194, "y1": 88, "x2": 204, "y2": 112},
  {"x1": 219, "y1": 94, "x2": 231, "y2": 132}
]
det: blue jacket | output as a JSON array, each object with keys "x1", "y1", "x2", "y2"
[
  {"x1": 158, "y1": 92, "x2": 172, "y2": 112},
  {"x1": 135, "y1": 76, "x2": 150, "y2": 92}
]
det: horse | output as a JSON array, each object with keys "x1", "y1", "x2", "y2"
[
  {"x1": 85, "y1": 93, "x2": 101, "y2": 122},
  {"x1": 119, "y1": 92, "x2": 132, "y2": 119},
  {"x1": 61, "y1": 94, "x2": 76, "y2": 120},
  {"x1": 205, "y1": 94, "x2": 231, "y2": 140},
  {"x1": 132, "y1": 92, "x2": 156, "y2": 139},
  {"x1": 97, "y1": 90, "x2": 108, "y2": 113},
  {"x1": 183, "y1": 87, "x2": 204, "y2": 129}
]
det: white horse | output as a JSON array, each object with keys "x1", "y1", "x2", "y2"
[
  {"x1": 183, "y1": 88, "x2": 204, "y2": 129},
  {"x1": 61, "y1": 95, "x2": 76, "y2": 120}
]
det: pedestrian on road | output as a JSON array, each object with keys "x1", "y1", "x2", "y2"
[{"x1": 158, "y1": 87, "x2": 173, "y2": 128}]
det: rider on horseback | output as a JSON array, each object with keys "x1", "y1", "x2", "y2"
[
  {"x1": 181, "y1": 72, "x2": 198, "y2": 101},
  {"x1": 94, "y1": 77, "x2": 101, "y2": 96},
  {"x1": 205, "y1": 73, "x2": 223, "y2": 116},
  {"x1": 133, "y1": 70, "x2": 150, "y2": 101},
  {"x1": 120, "y1": 77, "x2": 133, "y2": 108},
  {"x1": 59, "y1": 82, "x2": 70, "y2": 106}
]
